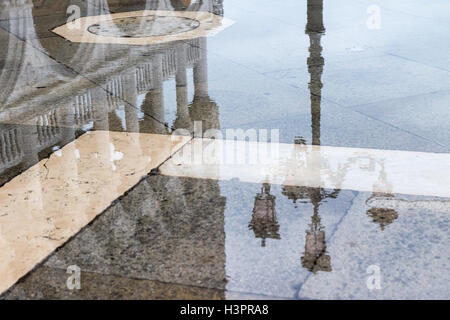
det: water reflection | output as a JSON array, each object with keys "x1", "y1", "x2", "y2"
[
  {"x1": 0, "y1": 0, "x2": 223, "y2": 184},
  {"x1": 282, "y1": 0, "x2": 334, "y2": 273},
  {"x1": 248, "y1": 183, "x2": 280, "y2": 247},
  {"x1": 1, "y1": 0, "x2": 449, "y2": 300}
]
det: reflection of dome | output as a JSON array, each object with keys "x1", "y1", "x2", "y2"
[{"x1": 366, "y1": 208, "x2": 398, "y2": 230}]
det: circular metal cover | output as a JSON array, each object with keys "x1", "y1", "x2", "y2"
[{"x1": 87, "y1": 15, "x2": 201, "y2": 38}]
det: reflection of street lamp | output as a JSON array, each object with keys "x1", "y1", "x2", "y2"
[
  {"x1": 301, "y1": 198, "x2": 331, "y2": 273},
  {"x1": 248, "y1": 183, "x2": 280, "y2": 247},
  {"x1": 366, "y1": 207, "x2": 398, "y2": 230},
  {"x1": 282, "y1": 0, "x2": 332, "y2": 273},
  {"x1": 366, "y1": 161, "x2": 399, "y2": 230}
]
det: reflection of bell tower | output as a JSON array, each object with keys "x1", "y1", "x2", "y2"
[{"x1": 249, "y1": 183, "x2": 280, "y2": 247}]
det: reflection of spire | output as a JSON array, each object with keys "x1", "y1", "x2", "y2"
[
  {"x1": 173, "y1": 43, "x2": 192, "y2": 132},
  {"x1": 306, "y1": 0, "x2": 325, "y2": 146},
  {"x1": 249, "y1": 183, "x2": 280, "y2": 247}
]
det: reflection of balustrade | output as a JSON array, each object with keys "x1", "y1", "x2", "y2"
[
  {"x1": 106, "y1": 76, "x2": 124, "y2": 111},
  {"x1": 0, "y1": 127, "x2": 24, "y2": 171},
  {"x1": 162, "y1": 49, "x2": 176, "y2": 80},
  {"x1": 135, "y1": 64, "x2": 153, "y2": 93},
  {"x1": 186, "y1": 39, "x2": 201, "y2": 66},
  {"x1": 73, "y1": 91, "x2": 95, "y2": 126},
  {"x1": 36, "y1": 110, "x2": 61, "y2": 147}
]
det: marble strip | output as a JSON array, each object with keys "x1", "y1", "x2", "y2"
[
  {"x1": 160, "y1": 138, "x2": 450, "y2": 198},
  {"x1": 51, "y1": 10, "x2": 234, "y2": 45},
  {"x1": 0, "y1": 131, "x2": 190, "y2": 294}
]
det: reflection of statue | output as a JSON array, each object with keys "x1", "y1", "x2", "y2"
[{"x1": 249, "y1": 183, "x2": 280, "y2": 247}]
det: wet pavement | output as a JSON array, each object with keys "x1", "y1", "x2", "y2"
[{"x1": 0, "y1": 0, "x2": 449, "y2": 299}]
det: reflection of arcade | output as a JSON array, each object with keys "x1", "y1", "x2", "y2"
[
  {"x1": 0, "y1": 0, "x2": 222, "y2": 180},
  {"x1": 249, "y1": 183, "x2": 280, "y2": 247}
]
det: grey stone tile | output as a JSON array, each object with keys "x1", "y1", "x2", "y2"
[
  {"x1": 297, "y1": 192, "x2": 450, "y2": 299},
  {"x1": 230, "y1": 101, "x2": 449, "y2": 153},
  {"x1": 44, "y1": 175, "x2": 228, "y2": 291},
  {"x1": 38, "y1": 176, "x2": 355, "y2": 298},
  {"x1": 349, "y1": 90, "x2": 450, "y2": 150},
  {"x1": 269, "y1": 54, "x2": 450, "y2": 107},
  {"x1": 2, "y1": 267, "x2": 226, "y2": 300}
]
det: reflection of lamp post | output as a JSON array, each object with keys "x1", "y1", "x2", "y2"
[
  {"x1": 366, "y1": 162, "x2": 398, "y2": 230},
  {"x1": 301, "y1": 195, "x2": 331, "y2": 273},
  {"x1": 248, "y1": 183, "x2": 280, "y2": 247},
  {"x1": 282, "y1": 0, "x2": 333, "y2": 273},
  {"x1": 306, "y1": 0, "x2": 325, "y2": 146}
]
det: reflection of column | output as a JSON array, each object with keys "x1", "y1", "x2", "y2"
[
  {"x1": 174, "y1": 43, "x2": 192, "y2": 132},
  {"x1": 139, "y1": 53, "x2": 169, "y2": 134},
  {"x1": 193, "y1": 37, "x2": 208, "y2": 98},
  {"x1": 91, "y1": 87, "x2": 110, "y2": 131},
  {"x1": 20, "y1": 125, "x2": 40, "y2": 168},
  {"x1": 189, "y1": 37, "x2": 221, "y2": 134},
  {"x1": 248, "y1": 184, "x2": 280, "y2": 247},
  {"x1": 306, "y1": 0, "x2": 325, "y2": 146},
  {"x1": 146, "y1": 54, "x2": 165, "y2": 123},
  {"x1": 122, "y1": 71, "x2": 140, "y2": 133}
]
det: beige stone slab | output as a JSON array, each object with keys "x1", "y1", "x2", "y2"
[
  {"x1": 160, "y1": 138, "x2": 450, "y2": 198},
  {"x1": 0, "y1": 131, "x2": 190, "y2": 294},
  {"x1": 52, "y1": 10, "x2": 234, "y2": 45}
]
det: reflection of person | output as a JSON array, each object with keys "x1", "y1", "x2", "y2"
[{"x1": 249, "y1": 184, "x2": 280, "y2": 247}]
